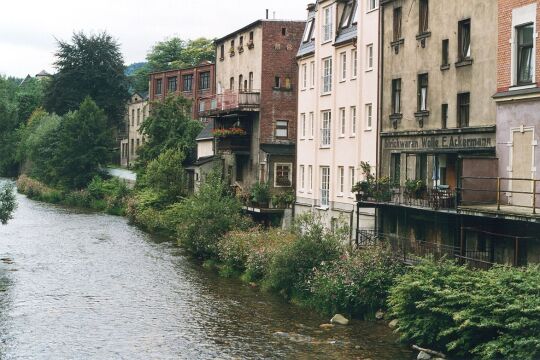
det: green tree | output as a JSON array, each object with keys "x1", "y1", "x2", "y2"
[
  {"x1": 0, "y1": 183, "x2": 17, "y2": 225},
  {"x1": 143, "y1": 148, "x2": 187, "y2": 203},
  {"x1": 137, "y1": 95, "x2": 203, "y2": 167},
  {"x1": 44, "y1": 32, "x2": 129, "y2": 128},
  {"x1": 51, "y1": 97, "x2": 111, "y2": 189}
]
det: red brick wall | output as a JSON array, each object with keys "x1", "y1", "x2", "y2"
[
  {"x1": 497, "y1": 0, "x2": 540, "y2": 92},
  {"x1": 148, "y1": 63, "x2": 216, "y2": 120},
  {"x1": 260, "y1": 21, "x2": 305, "y2": 144}
]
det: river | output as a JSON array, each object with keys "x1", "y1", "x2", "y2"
[{"x1": 0, "y1": 183, "x2": 411, "y2": 359}]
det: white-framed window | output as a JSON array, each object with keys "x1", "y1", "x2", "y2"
[
  {"x1": 308, "y1": 165, "x2": 313, "y2": 192},
  {"x1": 302, "y1": 64, "x2": 307, "y2": 89},
  {"x1": 310, "y1": 61, "x2": 316, "y2": 88},
  {"x1": 338, "y1": 166, "x2": 345, "y2": 195},
  {"x1": 274, "y1": 163, "x2": 293, "y2": 187},
  {"x1": 366, "y1": 44, "x2": 374, "y2": 70},
  {"x1": 352, "y1": 49, "x2": 358, "y2": 78},
  {"x1": 349, "y1": 166, "x2": 356, "y2": 196},
  {"x1": 309, "y1": 112, "x2": 315, "y2": 138},
  {"x1": 275, "y1": 120, "x2": 289, "y2": 138},
  {"x1": 303, "y1": 19, "x2": 314, "y2": 43},
  {"x1": 340, "y1": 52, "x2": 347, "y2": 81},
  {"x1": 323, "y1": 6, "x2": 333, "y2": 42},
  {"x1": 367, "y1": 0, "x2": 378, "y2": 12},
  {"x1": 511, "y1": 4, "x2": 537, "y2": 87},
  {"x1": 350, "y1": 106, "x2": 357, "y2": 135},
  {"x1": 322, "y1": 57, "x2": 333, "y2": 94},
  {"x1": 300, "y1": 113, "x2": 306, "y2": 138},
  {"x1": 320, "y1": 166, "x2": 330, "y2": 207},
  {"x1": 300, "y1": 165, "x2": 305, "y2": 191},
  {"x1": 365, "y1": 103, "x2": 372, "y2": 130},
  {"x1": 339, "y1": 108, "x2": 346, "y2": 136},
  {"x1": 352, "y1": 0, "x2": 359, "y2": 23},
  {"x1": 321, "y1": 110, "x2": 331, "y2": 147}
]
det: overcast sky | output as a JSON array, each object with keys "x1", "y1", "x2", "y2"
[{"x1": 1, "y1": 0, "x2": 307, "y2": 78}]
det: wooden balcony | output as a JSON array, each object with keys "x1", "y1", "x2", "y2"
[
  {"x1": 357, "y1": 186, "x2": 457, "y2": 212},
  {"x1": 215, "y1": 135, "x2": 251, "y2": 153},
  {"x1": 198, "y1": 90, "x2": 260, "y2": 117}
]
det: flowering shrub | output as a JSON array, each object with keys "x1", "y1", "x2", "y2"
[
  {"x1": 212, "y1": 127, "x2": 247, "y2": 138},
  {"x1": 306, "y1": 246, "x2": 405, "y2": 318}
]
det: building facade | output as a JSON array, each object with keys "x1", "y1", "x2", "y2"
[
  {"x1": 149, "y1": 62, "x2": 216, "y2": 121},
  {"x1": 355, "y1": 0, "x2": 540, "y2": 268},
  {"x1": 120, "y1": 92, "x2": 149, "y2": 167},
  {"x1": 199, "y1": 19, "x2": 305, "y2": 207},
  {"x1": 294, "y1": 0, "x2": 379, "y2": 231}
]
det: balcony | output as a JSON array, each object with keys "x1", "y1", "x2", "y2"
[
  {"x1": 199, "y1": 90, "x2": 260, "y2": 117},
  {"x1": 357, "y1": 185, "x2": 457, "y2": 212},
  {"x1": 459, "y1": 176, "x2": 540, "y2": 221}
]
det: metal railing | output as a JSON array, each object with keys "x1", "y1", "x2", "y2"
[
  {"x1": 361, "y1": 186, "x2": 457, "y2": 211},
  {"x1": 356, "y1": 229, "x2": 496, "y2": 269},
  {"x1": 198, "y1": 90, "x2": 260, "y2": 114},
  {"x1": 460, "y1": 176, "x2": 540, "y2": 215}
]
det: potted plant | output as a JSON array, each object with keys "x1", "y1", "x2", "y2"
[
  {"x1": 212, "y1": 127, "x2": 247, "y2": 138},
  {"x1": 250, "y1": 182, "x2": 270, "y2": 208},
  {"x1": 404, "y1": 179, "x2": 427, "y2": 199},
  {"x1": 272, "y1": 190, "x2": 296, "y2": 209},
  {"x1": 352, "y1": 180, "x2": 371, "y2": 201}
]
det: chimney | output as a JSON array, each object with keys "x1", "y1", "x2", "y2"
[
  {"x1": 307, "y1": 3, "x2": 316, "y2": 12},
  {"x1": 273, "y1": 11, "x2": 276, "y2": 19},
  {"x1": 266, "y1": 9, "x2": 269, "y2": 19}
]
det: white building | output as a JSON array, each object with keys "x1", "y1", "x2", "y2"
[{"x1": 295, "y1": 0, "x2": 379, "y2": 231}]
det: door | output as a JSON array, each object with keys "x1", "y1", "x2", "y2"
[{"x1": 511, "y1": 130, "x2": 533, "y2": 207}]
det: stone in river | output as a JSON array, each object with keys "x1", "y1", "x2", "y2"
[{"x1": 330, "y1": 314, "x2": 349, "y2": 325}]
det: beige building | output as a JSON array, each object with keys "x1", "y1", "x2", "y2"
[
  {"x1": 121, "y1": 92, "x2": 149, "y2": 167},
  {"x1": 294, "y1": 0, "x2": 379, "y2": 231}
]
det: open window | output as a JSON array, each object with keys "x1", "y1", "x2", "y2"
[
  {"x1": 340, "y1": 1, "x2": 354, "y2": 29},
  {"x1": 303, "y1": 19, "x2": 314, "y2": 43},
  {"x1": 516, "y1": 23, "x2": 534, "y2": 85}
]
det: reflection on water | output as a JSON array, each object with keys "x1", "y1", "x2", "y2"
[{"x1": 0, "y1": 184, "x2": 411, "y2": 359}]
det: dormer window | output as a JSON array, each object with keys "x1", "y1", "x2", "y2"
[
  {"x1": 303, "y1": 19, "x2": 314, "y2": 43},
  {"x1": 352, "y1": 1, "x2": 359, "y2": 24},
  {"x1": 340, "y1": 1, "x2": 354, "y2": 29}
]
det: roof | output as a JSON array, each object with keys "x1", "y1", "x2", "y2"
[
  {"x1": 260, "y1": 143, "x2": 295, "y2": 156},
  {"x1": 215, "y1": 19, "x2": 305, "y2": 44},
  {"x1": 196, "y1": 119, "x2": 215, "y2": 140},
  {"x1": 335, "y1": 24, "x2": 357, "y2": 46},
  {"x1": 35, "y1": 70, "x2": 51, "y2": 77},
  {"x1": 194, "y1": 155, "x2": 216, "y2": 166},
  {"x1": 297, "y1": 7, "x2": 317, "y2": 58}
]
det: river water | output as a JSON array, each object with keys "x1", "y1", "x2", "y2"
[{"x1": 0, "y1": 183, "x2": 411, "y2": 359}]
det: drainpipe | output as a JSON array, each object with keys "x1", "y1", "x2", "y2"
[{"x1": 375, "y1": 4, "x2": 384, "y2": 233}]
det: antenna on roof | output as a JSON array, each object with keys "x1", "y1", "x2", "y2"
[{"x1": 266, "y1": 9, "x2": 269, "y2": 19}]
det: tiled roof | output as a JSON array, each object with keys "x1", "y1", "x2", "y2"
[{"x1": 196, "y1": 119, "x2": 214, "y2": 140}]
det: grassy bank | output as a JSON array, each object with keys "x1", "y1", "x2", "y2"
[
  {"x1": 17, "y1": 174, "x2": 130, "y2": 216},
  {"x1": 17, "y1": 173, "x2": 540, "y2": 359}
]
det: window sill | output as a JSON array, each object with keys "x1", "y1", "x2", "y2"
[
  {"x1": 366, "y1": 7, "x2": 378, "y2": 14},
  {"x1": 390, "y1": 38, "x2": 404, "y2": 54},
  {"x1": 365, "y1": 128, "x2": 372, "y2": 132},
  {"x1": 351, "y1": 76, "x2": 357, "y2": 80},
  {"x1": 365, "y1": 68, "x2": 374, "y2": 73},
  {"x1": 509, "y1": 83, "x2": 537, "y2": 91},
  {"x1": 316, "y1": 206, "x2": 330, "y2": 211},
  {"x1": 416, "y1": 32, "x2": 431, "y2": 41},
  {"x1": 350, "y1": 134, "x2": 356, "y2": 138},
  {"x1": 455, "y1": 58, "x2": 473, "y2": 68},
  {"x1": 320, "y1": 146, "x2": 331, "y2": 149},
  {"x1": 273, "y1": 87, "x2": 293, "y2": 92},
  {"x1": 440, "y1": 64, "x2": 450, "y2": 71},
  {"x1": 320, "y1": 92, "x2": 332, "y2": 97},
  {"x1": 337, "y1": 194, "x2": 344, "y2": 198}
]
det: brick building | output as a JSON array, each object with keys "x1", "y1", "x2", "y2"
[
  {"x1": 149, "y1": 62, "x2": 216, "y2": 121},
  {"x1": 199, "y1": 19, "x2": 305, "y2": 209}
]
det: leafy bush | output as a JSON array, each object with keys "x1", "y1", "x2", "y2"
[
  {"x1": 142, "y1": 148, "x2": 187, "y2": 203},
  {"x1": 250, "y1": 182, "x2": 270, "y2": 205},
  {"x1": 388, "y1": 259, "x2": 540, "y2": 359},
  {"x1": 262, "y1": 213, "x2": 345, "y2": 298},
  {"x1": 0, "y1": 182, "x2": 17, "y2": 224},
  {"x1": 307, "y1": 245, "x2": 405, "y2": 318},
  {"x1": 272, "y1": 190, "x2": 295, "y2": 208},
  {"x1": 176, "y1": 171, "x2": 252, "y2": 258}
]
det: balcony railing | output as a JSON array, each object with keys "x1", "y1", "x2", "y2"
[
  {"x1": 460, "y1": 176, "x2": 540, "y2": 216},
  {"x1": 215, "y1": 135, "x2": 251, "y2": 153},
  {"x1": 360, "y1": 186, "x2": 457, "y2": 211},
  {"x1": 356, "y1": 229, "x2": 496, "y2": 270},
  {"x1": 199, "y1": 90, "x2": 260, "y2": 115}
]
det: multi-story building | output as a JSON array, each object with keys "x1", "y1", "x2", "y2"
[
  {"x1": 120, "y1": 92, "x2": 149, "y2": 167},
  {"x1": 355, "y1": 0, "x2": 537, "y2": 267},
  {"x1": 198, "y1": 19, "x2": 305, "y2": 205},
  {"x1": 294, "y1": 0, "x2": 379, "y2": 231},
  {"x1": 149, "y1": 62, "x2": 216, "y2": 121}
]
